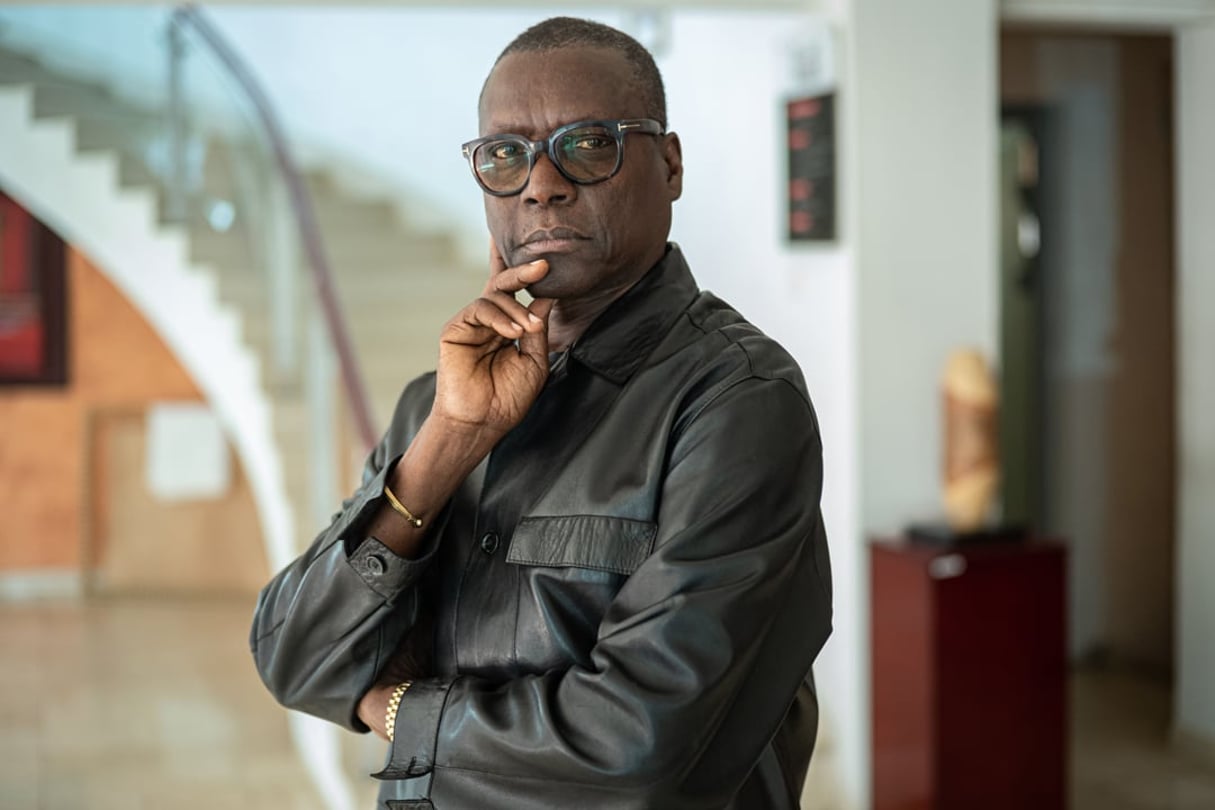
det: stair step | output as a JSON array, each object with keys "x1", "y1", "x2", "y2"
[
  {"x1": 230, "y1": 311, "x2": 451, "y2": 351},
  {"x1": 310, "y1": 196, "x2": 399, "y2": 231},
  {"x1": 303, "y1": 170, "x2": 343, "y2": 198},
  {"x1": 32, "y1": 81, "x2": 160, "y2": 124},
  {"x1": 214, "y1": 264, "x2": 476, "y2": 304},
  {"x1": 70, "y1": 114, "x2": 161, "y2": 154},
  {"x1": 199, "y1": 139, "x2": 265, "y2": 190},
  {"x1": 355, "y1": 352, "x2": 441, "y2": 390},
  {"x1": 187, "y1": 227, "x2": 458, "y2": 269},
  {"x1": 117, "y1": 153, "x2": 161, "y2": 188},
  {"x1": 237, "y1": 318, "x2": 443, "y2": 368},
  {"x1": 0, "y1": 49, "x2": 98, "y2": 90}
]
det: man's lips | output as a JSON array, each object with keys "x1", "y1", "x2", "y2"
[{"x1": 517, "y1": 227, "x2": 590, "y2": 254}]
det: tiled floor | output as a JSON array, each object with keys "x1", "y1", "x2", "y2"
[
  {"x1": 0, "y1": 597, "x2": 326, "y2": 810},
  {"x1": 1, "y1": 597, "x2": 1213, "y2": 809},
  {"x1": 1071, "y1": 667, "x2": 1215, "y2": 810}
]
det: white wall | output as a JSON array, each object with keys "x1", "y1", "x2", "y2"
[
  {"x1": 853, "y1": 0, "x2": 1000, "y2": 532},
  {"x1": 1175, "y1": 20, "x2": 1215, "y2": 746},
  {"x1": 848, "y1": 1, "x2": 999, "y2": 803}
]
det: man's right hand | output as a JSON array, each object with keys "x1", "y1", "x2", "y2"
[
  {"x1": 358, "y1": 249, "x2": 556, "y2": 723},
  {"x1": 431, "y1": 242, "x2": 554, "y2": 441},
  {"x1": 365, "y1": 243, "x2": 554, "y2": 561}
]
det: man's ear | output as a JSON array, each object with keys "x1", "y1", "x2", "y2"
[{"x1": 662, "y1": 132, "x2": 683, "y2": 202}]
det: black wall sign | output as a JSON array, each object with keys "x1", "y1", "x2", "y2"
[{"x1": 787, "y1": 93, "x2": 836, "y2": 242}]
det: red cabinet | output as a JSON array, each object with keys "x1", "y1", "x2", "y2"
[{"x1": 871, "y1": 537, "x2": 1067, "y2": 810}]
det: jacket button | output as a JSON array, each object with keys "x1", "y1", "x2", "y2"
[
  {"x1": 479, "y1": 532, "x2": 500, "y2": 555},
  {"x1": 366, "y1": 554, "x2": 386, "y2": 575}
]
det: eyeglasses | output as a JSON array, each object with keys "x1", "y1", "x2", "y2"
[{"x1": 461, "y1": 118, "x2": 665, "y2": 197}]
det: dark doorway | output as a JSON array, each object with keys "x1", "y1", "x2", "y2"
[{"x1": 999, "y1": 30, "x2": 1176, "y2": 679}]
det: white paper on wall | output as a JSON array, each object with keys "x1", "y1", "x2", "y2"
[
  {"x1": 786, "y1": 19, "x2": 839, "y2": 98},
  {"x1": 145, "y1": 402, "x2": 230, "y2": 501}
]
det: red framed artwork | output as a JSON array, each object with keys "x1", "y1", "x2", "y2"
[{"x1": 0, "y1": 191, "x2": 67, "y2": 386}]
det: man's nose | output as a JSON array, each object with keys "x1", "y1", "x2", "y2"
[{"x1": 524, "y1": 152, "x2": 576, "y2": 205}]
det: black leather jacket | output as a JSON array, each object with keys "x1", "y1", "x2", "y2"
[{"x1": 251, "y1": 245, "x2": 833, "y2": 809}]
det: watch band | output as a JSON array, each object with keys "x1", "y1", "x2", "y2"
[{"x1": 385, "y1": 681, "x2": 412, "y2": 742}]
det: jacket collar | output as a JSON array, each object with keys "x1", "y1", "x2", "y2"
[{"x1": 567, "y1": 243, "x2": 700, "y2": 385}]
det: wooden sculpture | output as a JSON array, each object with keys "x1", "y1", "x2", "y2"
[{"x1": 942, "y1": 349, "x2": 999, "y2": 533}]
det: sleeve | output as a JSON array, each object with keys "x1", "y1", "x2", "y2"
[
  {"x1": 248, "y1": 377, "x2": 444, "y2": 731},
  {"x1": 377, "y1": 376, "x2": 834, "y2": 803}
]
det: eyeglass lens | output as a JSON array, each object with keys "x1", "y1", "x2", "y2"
[{"x1": 473, "y1": 124, "x2": 621, "y2": 194}]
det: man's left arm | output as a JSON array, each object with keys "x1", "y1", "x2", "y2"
[{"x1": 373, "y1": 375, "x2": 833, "y2": 803}]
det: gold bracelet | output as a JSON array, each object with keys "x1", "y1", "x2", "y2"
[
  {"x1": 385, "y1": 680, "x2": 412, "y2": 742},
  {"x1": 383, "y1": 484, "x2": 423, "y2": 529}
]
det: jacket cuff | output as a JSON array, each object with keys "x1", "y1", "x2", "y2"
[
  {"x1": 342, "y1": 457, "x2": 446, "y2": 600},
  {"x1": 336, "y1": 453, "x2": 399, "y2": 544},
  {"x1": 371, "y1": 678, "x2": 455, "y2": 780}
]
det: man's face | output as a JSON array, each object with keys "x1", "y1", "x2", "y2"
[{"x1": 477, "y1": 46, "x2": 683, "y2": 301}]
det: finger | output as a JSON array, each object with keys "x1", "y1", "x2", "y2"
[
  {"x1": 446, "y1": 298, "x2": 526, "y2": 344},
  {"x1": 517, "y1": 297, "x2": 554, "y2": 362},
  {"x1": 486, "y1": 259, "x2": 548, "y2": 296},
  {"x1": 527, "y1": 297, "x2": 555, "y2": 322},
  {"x1": 483, "y1": 289, "x2": 545, "y2": 332}
]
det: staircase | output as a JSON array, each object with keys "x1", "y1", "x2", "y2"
[{"x1": 0, "y1": 42, "x2": 483, "y2": 560}]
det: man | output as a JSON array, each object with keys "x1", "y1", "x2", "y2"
[{"x1": 251, "y1": 16, "x2": 832, "y2": 809}]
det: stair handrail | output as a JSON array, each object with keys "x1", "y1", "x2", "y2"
[{"x1": 169, "y1": 3, "x2": 378, "y2": 453}]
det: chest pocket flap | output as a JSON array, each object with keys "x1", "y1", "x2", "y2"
[{"x1": 507, "y1": 515, "x2": 657, "y2": 575}]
